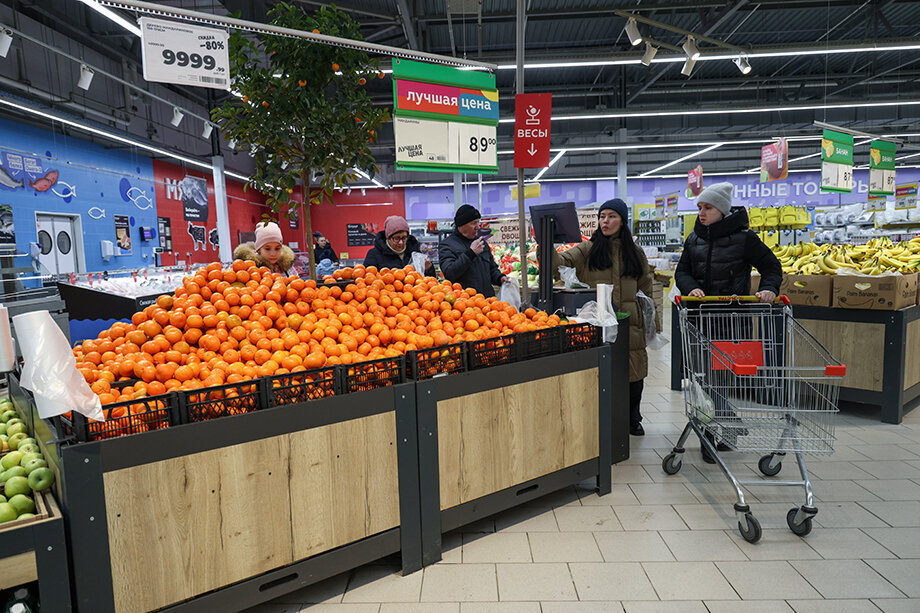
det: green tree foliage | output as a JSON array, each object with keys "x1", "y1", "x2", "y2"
[{"x1": 212, "y1": 3, "x2": 389, "y2": 275}]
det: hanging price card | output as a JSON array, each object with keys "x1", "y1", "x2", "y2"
[
  {"x1": 820, "y1": 129, "x2": 854, "y2": 193},
  {"x1": 868, "y1": 140, "x2": 896, "y2": 196},
  {"x1": 895, "y1": 183, "x2": 918, "y2": 210},
  {"x1": 140, "y1": 17, "x2": 230, "y2": 90}
]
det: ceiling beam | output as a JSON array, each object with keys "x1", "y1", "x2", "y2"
[{"x1": 394, "y1": 0, "x2": 419, "y2": 49}]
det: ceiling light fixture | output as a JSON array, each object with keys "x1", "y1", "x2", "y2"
[
  {"x1": 170, "y1": 107, "x2": 184, "y2": 127},
  {"x1": 733, "y1": 55, "x2": 752, "y2": 74},
  {"x1": 641, "y1": 43, "x2": 658, "y2": 67},
  {"x1": 639, "y1": 143, "x2": 722, "y2": 177},
  {"x1": 625, "y1": 18, "x2": 642, "y2": 46},
  {"x1": 201, "y1": 121, "x2": 214, "y2": 139},
  {"x1": 77, "y1": 64, "x2": 94, "y2": 90},
  {"x1": 532, "y1": 149, "x2": 567, "y2": 182},
  {"x1": 0, "y1": 29, "x2": 12, "y2": 58},
  {"x1": 75, "y1": 0, "x2": 142, "y2": 37},
  {"x1": 682, "y1": 37, "x2": 700, "y2": 61},
  {"x1": 680, "y1": 57, "x2": 696, "y2": 77}
]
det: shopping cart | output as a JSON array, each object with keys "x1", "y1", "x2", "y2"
[{"x1": 663, "y1": 296, "x2": 846, "y2": 543}]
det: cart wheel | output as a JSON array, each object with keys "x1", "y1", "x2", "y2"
[
  {"x1": 786, "y1": 508, "x2": 813, "y2": 536},
  {"x1": 758, "y1": 454, "x2": 782, "y2": 477},
  {"x1": 738, "y1": 513, "x2": 762, "y2": 543},
  {"x1": 662, "y1": 453, "x2": 682, "y2": 475}
]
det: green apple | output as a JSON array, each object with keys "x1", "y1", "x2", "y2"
[
  {"x1": 27, "y1": 468, "x2": 54, "y2": 492},
  {"x1": 0, "y1": 423, "x2": 7, "y2": 436},
  {"x1": 1, "y1": 467, "x2": 27, "y2": 481},
  {"x1": 19, "y1": 452, "x2": 41, "y2": 466},
  {"x1": 7, "y1": 432, "x2": 27, "y2": 451},
  {"x1": 6, "y1": 417, "x2": 23, "y2": 426},
  {"x1": 0, "y1": 502, "x2": 17, "y2": 523},
  {"x1": 4, "y1": 476, "x2": 29, "y2": 498},
  {"x1": 0, "y1": 494, "x2": 6, "y2": 503},
  {"x1": 8, "y1": 494, "x2": 34, "y2": 515},
  {"x1": 23, "y1": 459, "x2": 47, "y2": 474},
  {"x1": 5, "y1": 422, "x2": 26, "y2": 438},
  {"x1": 1, "y1": 451, "x2": 24, "y2": 471},
  {"x1": 16, "y1": 513, "x2": 34, "y2": 519},
  {"x1": 2, "y1": 410, "x2": 20, "y2": 423},
  {"x1": 17, "y1": 442, "x2": 38, "y2": 455}
]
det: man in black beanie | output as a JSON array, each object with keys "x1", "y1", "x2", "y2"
[{"x1": 438, "y1": 204, "x2": 508, "y2": 297}]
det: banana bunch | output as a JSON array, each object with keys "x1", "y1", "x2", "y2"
[{"x1": 772, "y1": 237, "x2": 920, "y2": 276}]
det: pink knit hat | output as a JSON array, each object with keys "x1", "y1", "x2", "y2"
[
  {"x1": 254, "y1": 221, "x2": 283, "y2": 251},
  {"x1": 384, "y1": 215, "x2": 410, "y2": 238}
]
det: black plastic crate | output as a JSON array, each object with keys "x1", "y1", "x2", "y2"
[
  {"x1": 559, "y1": 322, "x2": 602, "y2": 352},
  {"x1": 341, "y1": 356, "x2": 405, "y2": 393},
  {"x1": 178, "y1": 379, "x2": 265, "y2": 423},
  {"x1": 407, "y1": 342, "x2": 467, "y2": 380},
  {"x1": 468, "y1": 334, "x2": 518, "y2": 370},
  {"x1": 515, "y1": 327, "x2": 562, "y2": 361},
  {"x1": 61, "y1": 392, "x2": 180, "y2": 442},
  {"x1": 264, "y1": 366, "x2": 339, "y2": 407}
]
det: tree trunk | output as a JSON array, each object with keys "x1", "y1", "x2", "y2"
[{"x1": 301, "y1": 167, "x2": 317, "y2": 279}]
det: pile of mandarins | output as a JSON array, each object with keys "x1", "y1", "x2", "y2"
[{"x1": 73, "y1": 261, "x2": 561, "y2": 406}]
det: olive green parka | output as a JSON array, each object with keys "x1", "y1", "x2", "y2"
[{"x1": 553, "y1": 237, "x2": 654, "y2": 382}]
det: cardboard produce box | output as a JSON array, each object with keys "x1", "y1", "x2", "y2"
[
  {"x1": 780, "y1": 274, "x2": 833, "y2": 307},
  {"x1": 833, "y1": 272, "x2": 918, "y2": 310}
]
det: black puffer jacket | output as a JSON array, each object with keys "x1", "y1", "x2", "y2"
[
  {"x1": 364, "y1": 232, "x2": 435, "y2": 275},
  {"x1": 675, "y1": 207, "x2": 782, "y2": 296},
  {"x1": 314, "y1": 244, "x2": 338, "y2": 264},
  {"x1": 438, "y1": 229, "x2": 504, "y2": 297}
]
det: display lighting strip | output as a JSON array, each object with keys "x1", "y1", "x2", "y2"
[
  {"x1": 531, "y1": 149, "x2": 567, "y2": 182},
  {"x1": 76, "y1": 0, "x2": 142, "y2": 37},
  {"x1": 95, "y1": 0, "x2": 496, "y2": 71},
  {"x1": 496, "y1": 99, "x2": 920, "y2": 124}
]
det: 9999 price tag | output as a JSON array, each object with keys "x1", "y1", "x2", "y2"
[{"x1": 140, "y1": 17, "x2": 230, "y2": 90}]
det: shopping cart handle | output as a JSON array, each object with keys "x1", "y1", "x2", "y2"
[
  {"x1": 674, "y1": 295, "x2": 791, "y2": 305},
  {"x1": 732, "y1": 364, "x2": 759, "y2": 376}
]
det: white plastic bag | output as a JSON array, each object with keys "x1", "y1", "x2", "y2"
[
  {"x1": 688, "y1": 378, "x2": 714, "y2": 423},
  {"x1": 666, "y1": 281, "x2": 681, "y2": 305},
  {"x1": 570, "y1": 301, "x2": 618, "y2": 343},
  {"x1": 411, "y1": 251, "x2": 430, "y2": 275},
  {"x1": 499, "y1": 276, "x2": 522, "y2": 311},
  {"x1": 12, "y1": 310, "x2": 104, "y2": 421},
  {"x1": 637, "y1": 290, "x2": 668, "y2": 350},
  {"x1": 559, "y1": 266, "x2": 588, "y2": 289}
]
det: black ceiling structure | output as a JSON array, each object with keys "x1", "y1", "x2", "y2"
[{"x1": 0, "y1": 0, "x2": 918, "y2": 186}]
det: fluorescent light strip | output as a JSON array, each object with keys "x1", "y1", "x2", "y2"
[
  {"x1": 76, "y1": 0, "x2": 141, "y2": 37},
  {"x1": 532, "y1": 149, "x2": 567, "y2": 182},
  {"x1": 896, "y1": 151, "x2": 920, "y2": 161},
  {"x1": 496, "y1": 100, "x2": 920, "y2": 124},
  {"x1": 639, "y1": 143, "x2": 722, "y2": 177}
]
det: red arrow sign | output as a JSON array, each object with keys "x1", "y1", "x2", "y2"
[{"x1": 514, "y1": 93, "x2": 552, "y2": 168}]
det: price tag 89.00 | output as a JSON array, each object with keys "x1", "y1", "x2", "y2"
[{"x1": 140, "y1": 17, "x2": 230, "y2": 90}]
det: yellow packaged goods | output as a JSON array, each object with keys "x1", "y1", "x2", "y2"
[
  {"x1": 832, "y1": 272, "x2": 918, "y2": 310},
  {"x1": 780, "y1": 274, "x2": 833, "y2": 307}
]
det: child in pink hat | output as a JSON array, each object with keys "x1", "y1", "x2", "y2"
[{"x1": 233, "y1": 221, "x2": 296, "y2": 275}]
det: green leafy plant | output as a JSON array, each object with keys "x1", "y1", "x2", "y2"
[{"x1": 213, "y1": 3, "x2": 389, "y2": 276}]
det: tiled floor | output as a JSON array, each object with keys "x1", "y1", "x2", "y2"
[{"x1": 248, "y1": 313, "x2": 920, "y2": 613}]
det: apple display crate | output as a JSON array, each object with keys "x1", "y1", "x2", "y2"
[
  {"x1": 6, "y1": 375, "x2": 74, "y2": 613},
  {"x1": 414, "y1": 345, "x2": 613, "y2": 566},
  {"x1": 38, "y1": 380, "x2": 423, "y2": 613}
]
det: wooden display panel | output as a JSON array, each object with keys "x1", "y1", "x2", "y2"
[
  {"x1": 905, "y1": 319, "x2": 920, "y2": 391},
  {"x1": 798, "y1": 319, "x2": 885, "y2": 392},
  {"x1": 437, "y1": 368, "x2": 599, "y2": 510},
  {"x1": 103, "y1": 412, "x2": 400, "y2": 613},
  {"x1": 0, "y1": 551, "x2": 37, "y2": 590}
]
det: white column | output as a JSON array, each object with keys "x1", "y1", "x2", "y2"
[
  {"x1": 617, "y1": 127, "x2": 629, "y2": 215},
  {"x1": 211, "y1": 155, "x2": 232, "y2": 262}
]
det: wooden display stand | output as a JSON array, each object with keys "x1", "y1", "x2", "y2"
[
  {"x1": 5, "y1": 376, "x2": 73, "y2": 613},
  {"x1": 33, "y1": 381, "x2": 422, "y2": 613},
  {"x1": 670, "y1": 303, "x2": 920, "y2": 424},
  {"x1": 415, "y1": 346, "x2": 612, "y2": 566}
]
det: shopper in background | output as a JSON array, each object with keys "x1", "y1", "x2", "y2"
[
  {"x1": 676, "y1": 181, "x2": 782, "y2": 301},
  {"x1": 313, "y1": 231, "x2": 339, "y2": 265},
  {"x1": 233, "y1": 221, "x2": 296, "y2": 276},
  {"x1": 364, "y1": 215, "x2": 436, "y2": 275},
  {"x1": 675, "y1": 181, "x2": 783, "y2": 462},
  {"x1": 439, "y1": 204, "x2": 508, "y2": 297},
  {"x1": 552, "y1": 198, "x2": 654, "y2": 436}
]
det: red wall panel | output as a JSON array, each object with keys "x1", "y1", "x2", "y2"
[{"x1": 308, "y1": 187, "x2": 406, "y2": 260}]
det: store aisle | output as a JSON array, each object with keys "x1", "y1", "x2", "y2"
[{"x1": 249, "y1": 315, "x2": 920, "y2": 613}]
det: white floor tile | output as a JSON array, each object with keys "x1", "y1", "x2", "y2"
[
  {"x1": 871, "y1": 598, "x2": 920, "y2": 612},
  {"x1": 862, "y1": 526, "x2": 920, "y2": 558},
  {"x1": 493, "y1": 507, "x2": 559, "y2": 532},
  {"x1": 803, "y1": 528, "x2": 896, "y2": 559},
  {"x1": 628, "y1": 482, "x2": 702, "y2": 505},
  {"x1": 569, "y1": 562, "x2": 658, "y2": 601},
  {"x1": 641, "y1": 561, "x2": 738, "y2": 600},
  {"x1": 342, "y1": 565, "x2": 423, "y2": 603},
  {"x1": 553, "y1": 505, "x2": 623, "y2": 532},
  {"x1": 614, "y1": 504, "x2": 688, "y2": 531},
  {"x1": 462, "y1": 532, "x2": 532, "y2": 564},
  {"x1": 725, "y1": 528, "x2": 823, "y2": 561},
  {"x1": 540, "y1": 603, "x2": 626, "y2": 613},
  {"x1": 528, "y1": 532, "x2": 603, "y2": 563},
  {"x1": 381, "y1": 604, "x2": 458, "y2": 613},
  {"x1": 851, "y1": 461, "x2": 920, "y2": 480},
  {"x1": 857, "y1": 501, "x2": 920, "y2": 527},
  {"x1": 705, "y1": 601, "x2": 793, "y2": 612},
  {"x1": 658, "y1": 529, "x2": 748, "y2": 561},
  {"x1": 459, "y1": 603, "x2": 541, "y2": 613},
  {"x1": 715, "y1": 560, "x2": 821, "y2": 599},
  {"x1": 622, "y1": 601, "x2": 708, "y2": 613},
  {"x1": 786, "y1": 600, "x2": 886, "y2": 612},
  {"x1": 420, "y1": 564, "x2": 498, "y2": 602},
  {"x1": 594, "y1": 531, "x2": 675, "y2": 562},
  {"x1": 495, "y1": 563, "x2": 577, "y2": 601},
  {"x1": 578, "y1": 483, "x2": 640, "y2": 506},
  {"x1": 812, "y1": 502, "x2": 891, "y2": 529},
  {"x1": 864, "y1": 559, "x2": 920, "y2": 597},
  {"x1": 855, "y1": 478, "x2": 920, "y2": 501},
  {"x1": 789, "y1": 560, "x2": 904, "y2": 599}
]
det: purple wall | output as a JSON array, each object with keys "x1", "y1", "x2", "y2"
[{"x1": 404, "y1": 168, "x2": 920, "y2": 220}]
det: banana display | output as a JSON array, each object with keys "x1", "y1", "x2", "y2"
[{"x1": 773, "y1": 237, "x2": 920, "y2": 276}]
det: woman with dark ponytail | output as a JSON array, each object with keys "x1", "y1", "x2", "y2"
[{"x1": 553, "y1": 198, "x2": 655, "y2": 435}]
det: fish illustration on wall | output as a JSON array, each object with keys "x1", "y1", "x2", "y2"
[
  {"x1": 51, "y1": 181, "x2": 76, "y2": 200},
  {"x1": 126, "y1": 186, "x2": 153, "y2": 210},
  {"x1": 0, "y1": 166, "x2": 22, "y2": 190},
  {"x1": 88, "y1": 207, "x2": 105, "y2": 219},
  {"x1": 29, "y1": 169, "x2": 59, "y2": 192}
]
